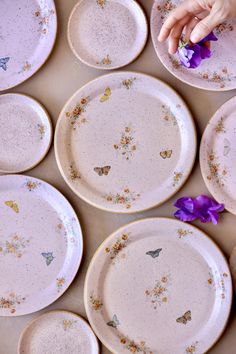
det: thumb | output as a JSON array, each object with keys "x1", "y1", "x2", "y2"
[{"x1": 190, "y1": 12, "x2": 221, "y2": 43}]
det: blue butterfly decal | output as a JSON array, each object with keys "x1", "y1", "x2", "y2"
[
  {"x1": 41, "y1": 252, "x2": 55, "y2": 266},
  {"x1": 146, "y1": 248, "x2": 162, "y2": 258},
  {"x1": 107, "y1": 314, "x2": 120, "y2": 329},
  {"x1": 0, "y1": 57, "x2": 10, "y2": 71}
]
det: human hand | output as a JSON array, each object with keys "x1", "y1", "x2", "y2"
[{"x1": 158, "y1": 0, "x2": 236, "y2": 54}]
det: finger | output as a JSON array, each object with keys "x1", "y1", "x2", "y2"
[
  {"x1": 168, "y1": 15, "x2": 191, "y2": 54},
  {"x1": 190, "y1": 11, "x2": 222, "y2": 43},
  {"x1": 158, "y1": 0, "x2": 202, "y2": 42},
  {"x1": 184, "y1": 17, "x2": 201, "y2": 43}
]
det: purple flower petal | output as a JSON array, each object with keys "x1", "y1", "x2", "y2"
[
  {"x1": 174, "y1": 197, "x2": 195, "y2": 212},
  {"x1": 174, "y1": 209, "x2": 197, "y2": 222},
  {"x1": 200, "y1": 45, "x2": 212, "y2": 59},
  {"x1": 199, "y1": 32, "x2": 218, "y2": 44},
  {"x1": 178, "y1": 46, "x2": 194, "y2": 68}
]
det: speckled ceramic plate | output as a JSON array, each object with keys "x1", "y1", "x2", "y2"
[
  {"x1": 0, "y1": 94, "x2": 52, "y2": 173},
  {"x1": 0, "y1": 175, "x2": 83, "y2": 316},
  {"x1": 151, "y1": 0, "x2": 236, "y2": 91},
  {"x1": 67, "y1": 0, "x2": 148, "y2": 70},
  {"x1": 18, "y1": 311, "x2": 99, "y2": 354},
  {"x1": 55, "y1": 72, "x2": 196, "y2": 213},
  {"x1": 84, "y1": 218, "x2": 232, "y2": 354},
  {"x1": 200, "y1": 96, "x2": 236, "y2": 214},
  {"x1": 0, "y1": 0, "x2": 57, "y2": 91}
]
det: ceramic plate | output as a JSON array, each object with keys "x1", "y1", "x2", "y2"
[
  {"x1": 0, "y1": 0, "x2": 57, "y2": 91},
  {"x1": 84, "y1": 218, "x2": 232, "y2": 354},
  {"x1": 200, "y1": 96, "x2": 236, "y2": 214},
  {"x1": 0, "y1": 94, "x2": 52, "y2": 173},
  {"x1": 18, "y1": 311, "x2": 99, "y2": 354},
  {"x1": 55, "y1": 72, "x2": 196, "y2": 213},
  {"x1": 151, "y1": 0, "x2": 236, "y2": 91},
  {"x1": 68, "y1": 0, "x2": 148, "y2": 70},
  {"x1": 0, "y1": 175, "x2": 83, "y2": 316}
]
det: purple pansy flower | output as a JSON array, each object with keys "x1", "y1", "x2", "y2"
[
  {"x1": 178, "y1": 32, "x2": 218, "y2": 69},
  {"x1": 174, "y1": 195, "x2": 224, "y2": 225}
]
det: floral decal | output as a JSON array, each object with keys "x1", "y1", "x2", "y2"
[
  {"x1": 66, "y1": 97, "x2": 90, "y2": 129},
  {"x1": 90, "y1": 295, "x2": 103, "y2": 311},
  {"x1": 122, "y1": 78, "x2": 136, "y2": 90},
  {"x1": 177, "y1": 229, "x2": 193, "y2": 239},
  {"x1": 98, "y1": 55, "x2": 111, "y2": 65},
  {"x1": 18, "y1": 61, "x2": 31, "y2": 74},
  {"x1": 169, "y1": 55, "x2": 181, "y2": 70},
  {"x1": 34, "y1": 7, "x2": 55, "y2": 35},
  {"x1": 199, "y1": 67, "x2": 235, "y2": 89},
  {"x1": 0, "y1": 292, "x2": 26, "y2": 314},
  {"x1": 156, "y1": 0, "x2": 176, "y2": 22},
  {"x1": 4, "y1": 201, "x2": 19, "y2": 213},
  {"x1": 145, "y1": 275, "x2": 170, "y2": 309},
  {"x1": 63, "y1": 319, "x2": 77, "y2": 331},
  {"x1": 207, "y1": 151, "x2": 228, "y2": 187},
  {"x1": 119, "y1": 336, "x2": 153, "y2": 354},
  {"x1": 56, "y1": 217, "x2": 78, "y2": 246},
  {"x1": 220, "y1": 272, "x2": 229, "y2": 300},
  {"x1": 0, "y1": 57, "x2": 10, "y2": 71},
  {"x1": 207, "y1": 270, "x2": 229, "y2": 300},
  {"x1": 69, "y1": 164, "x2": 81, "y2": 181},
  {"x1": 105, "y1": 188, "x2": 140, "y2": 209},
  {"x1": 172, "y1": 172, "x2": 183, "y2": 187},
  {"x1": 215, "y1": 21, "x2": 234, "y2": 36},
  {"x1": 38, "y1": 124, "x2": 46, "y2": 139},
  {"x1": 56, "y1": 277, "x2": 65, "y2": 292},
  {"x1": 97, "y1": 0, "x2": 106, "y2": 9},
  {"x1": 161, "y1": 104, "x2": 177, "y2": 126},
  {"x1": 0, "y1": 234, "x2": 30, "y2": 258},
  {"x1": 114, "y1": 125, "x2": 137, "y2": 160},
  {"x1": 215, "y1": 117, "x2": 226, "y2": 133},
  {"x1": 105, "y1": 233, "x2": 129, "y2": 262},
  {"x1": 186, "y1": 342, "x2": 198, "y2": 353},
  {"x1": 24, "y1": 180, "x2": 41, "y2": 191}
]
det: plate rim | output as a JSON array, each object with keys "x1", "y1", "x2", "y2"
[
  {"x1": 67, "y1": 0, "x2": 148, "y2": 70},
  {"x1": 0, "y1": 174, "x2": 84, "y2": 316},
  {"x1": 54, "y1": 71, "x2": 197, "y2": 214},
  {"x1": 84, "y1": 217, "x2": 233, "y2": 354},
  {"x1": 150, "y1": 0, "x2": 236, "y2": 92},
  {"x1": 200, "y1": 95, "x2": 236, "y2": 215},
  {"x1": 17, "y1": 310, "x2": 100, "y2": 354},
  {"x1": 0, "y1": 0, "x2": 58, "y2": 92},
  {"x1": 0, "y1": 93, "x2": 53, "y2": 174}
]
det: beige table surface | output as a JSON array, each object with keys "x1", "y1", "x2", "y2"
[{"x1": 1, "y1": 0, "x2": 236, "y2": 353}]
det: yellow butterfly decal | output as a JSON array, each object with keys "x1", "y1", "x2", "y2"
[
  {"x1": 160, "y1": 150, "x2": 173, "y2": 159},
  {"x1": 5, "y1": 201, "x2": 19, "y2": 213},
  {"x1": 176, "y1": 310, "x2": 191, "y2": 325},
  {"x1": 100, "y1": 87, "x2": 111, "y2": 103}
]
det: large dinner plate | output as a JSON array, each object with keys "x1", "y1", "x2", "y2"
[
  {"x1": 151, "y1": 0, "x2": 236, "y2": 91},
  {"x1": 84, "y1": 218, "x2": 232, "y2": 354},
  {"x1": 55, "y1": 72, "x2": 196, "y2": 213},
  {"x1": 0, "y1": 0, "x2": 57, "y2": 91},
  {"x1": 200, "y1": 96, "x2": 236, "y2": 215},
  {"x1": 0, "y1": 175, "x2": 83, "y2": 316}
]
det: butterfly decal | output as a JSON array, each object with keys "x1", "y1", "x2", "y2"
[
  {"x1": 94, "y1": 166, "x2": 111, "y2": 176},
  {"x1": 146, "y1": 248, "x2": 162, "y2": 258},
  {"x1": 176, "y1": 310, "x2": 192, "y2": 325},
  {"x1": 0, "y1": 57, "x2": 10, "y2": 71},
  {"x1": 160, "y1": 150, "x2": 172, "y2": 159},
  {"x1": 223, "y1": 138, "x2": 231, "y2": 157},
  {"x1": 41, "y1": 252, "x2": 55, "y2": 266},
  {"x1": 100, "y1": 87, "x2": 111, "y2": 103},
  {"x1": 5, "y1": 201, "x2": 19, "y2": 213},
  {"x1": 107, "y1": 314, "x2": 120, "y2": 328}
]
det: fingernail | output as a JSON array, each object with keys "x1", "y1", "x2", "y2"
[{"x1": 190, "y1": 33, "x2": 199, "y2": 43}]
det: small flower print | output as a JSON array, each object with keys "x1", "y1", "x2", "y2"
[
  {"x1": 66, "y1": 97, "x2": 90, "y2": 129},
  {"x1": 56, "y1": 217, "x2": 78, "y2": 246},
  {"x1": 145, "y1": 275, "x2": 170, "y2": 309},
  {"x1": 18, "y1": 61, "x2": 31, "y2": 74},
  {"x1": 173, "y1": 172, "x2": 183, "y2": 187},
  {"x1": 199, "y1": 67, "x2": 235, "y2": 89},
  {"x1": 215, "y1": 117, "x2": 226, "y2": 133},
  {"x1": 69, "y1": 164, "x2": 81, "y2": 181},
  {"x1": 215, "y1": 21, "x2": 234, "y2": 36},
  {"x1": 207, "y1": 270, "x2": 214, "y2": 286},
  {"x1": 0, "y1": 234, "x2": 30, "y2": 258},
  {"x1": 186, "y1": 342, "x2": 198, "y2": 353},
  {"x1": 4, "y1": 201, "x2": 19, "y2": 213},
  {"x1": 169, "y1": 55, "x2": 181, "y2": 70},
  {"x1": 119, "y1": 336, "x2": 153, "y2": 354},
  {"x1": 157, "y1": 0, "x2": 176, "y2": 22},
  {"x1": 105, "y1": 233, "x2": 129, "y2": 262},
  {"x1": 0, "y1": 292, "x2": 26, "y2": 314},
  {"x1": 34, "y1": 7, "x2": 55, "y2": 35},
  {"x1": 24, "y1": 180, "x2": 41, "y2": 191},
  {"x1": 63, "y1": 319, "x2": 77, "y2": 331},
  {"x1": 97, "y1": 0, "x2": 106, "y2": 9},
  {"x1": 207, "y1": 151, "x2": 228, "y2": 187},
  {"x1": 56, "y1": 277, "x2": 65, "y2": 292},
  {"x1": 220, "y1": 273, "x2": 228, "y2": 300},
  {"x1": 114, "y1": 125, "x2": 137, "y2": 160},
  {"x1": 98, "y1": 54, "x2": 111, "y2": 65},
  {"x1": 161, "y1": 104, "x2": 177, "y2": 126},
  {"x1": 207, "y1": 270, "x2": 229, "y2": 300},
  {"x1": 0, "y1": 57, "x2": 10, "y2": 71},
  {"x1": 90, "y1": 295, "x2": 103, "y2": 311},
  {"x1": 105, "y1": 188, "x2": 140, "y2": 209},
  {"x1": 122, "y1": 78, "x2": 136, "y2": 90},
  {"x1": 38, "y1": 124, "x2": 46, "y2": 139},
  {"x1": 177, "y1": 229, "x2": 193, "y2": 239}
]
